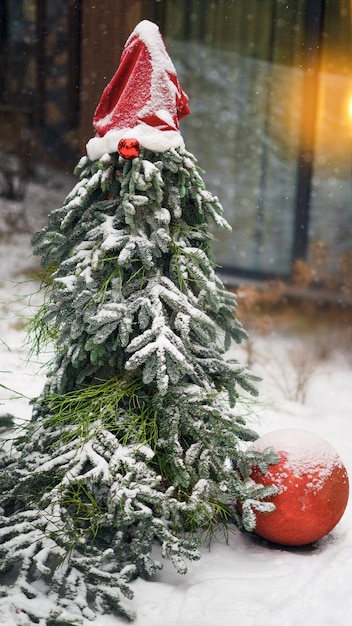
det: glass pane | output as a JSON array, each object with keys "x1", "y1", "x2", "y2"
[
  {"x1": 158, "y1": 0, "x2": 307, "y2": 275},
  {"x1": 0, "y1": 0, "x2": 37, "y2": 108},
  {"x1": 308, "y1": 0, "x2": 352, "y2": 275}
]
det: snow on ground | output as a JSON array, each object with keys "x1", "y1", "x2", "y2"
[{"x1": 1, "y1": 173, "x2": 352, "y2": 625}]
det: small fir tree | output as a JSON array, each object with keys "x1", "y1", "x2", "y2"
[{"x1": 0, "y1": 21, "x2": 278, "y2": 625}]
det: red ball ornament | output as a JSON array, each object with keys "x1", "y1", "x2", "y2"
[
  {"x1": 117, "y1": 137, "x2": 141, "y2": 159},
  {"x1": 248, "y1": 429, "x2": 349, "y2": 546}
]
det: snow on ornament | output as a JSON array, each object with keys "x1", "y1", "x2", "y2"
[
  {"x1": 118, "y1": 137, "x2": 141, "y2": 159},
  {"x1": 248, "y1": 429, "x2": 349, "y2": 546}
]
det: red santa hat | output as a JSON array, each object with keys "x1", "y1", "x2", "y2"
[{"x1": 86, "y1": 20, "x2": 190, "y2": 160}]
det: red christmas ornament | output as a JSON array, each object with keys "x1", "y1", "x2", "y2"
[
  {"x1": 248, "y1": 429, "x2": 349, "y2": 546},
  {"x1": 118, "y1": 138, "x2": 141, "y2": 159}
]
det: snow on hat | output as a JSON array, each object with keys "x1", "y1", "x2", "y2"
[{"x1": 86, "y1": 20, "x2": 190, "y2": 160}]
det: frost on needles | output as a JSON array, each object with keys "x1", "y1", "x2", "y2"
[{"x1": 0, "y1": 147, "x2": 278, "y2": 624}]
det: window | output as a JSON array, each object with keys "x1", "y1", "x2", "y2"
[
  {"x1": 0, "y1": 0, "x2": 81, "y2": 160},
  {"x1": 154, "y1": 0, "x2": 352, "y2": 279},
  {"x1": 0, "y1": 0, "x2": 37, "y2": 111}
]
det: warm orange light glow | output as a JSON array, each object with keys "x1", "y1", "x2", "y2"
[{"x1": 348, "y1": 94, "x2": 352, "y2": 122}]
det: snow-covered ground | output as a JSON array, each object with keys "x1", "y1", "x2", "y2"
[{"x1": 1, "y1": 172, "x2": 352, "y2": 625}]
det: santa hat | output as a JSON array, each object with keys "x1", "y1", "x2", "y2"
[{"x1": 86, "y1": 20, "x2": 190, "y2": 160}]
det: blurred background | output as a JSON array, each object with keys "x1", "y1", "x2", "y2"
[{"x1": 0, "y1": 0, "x2": 351, "y2": 295}]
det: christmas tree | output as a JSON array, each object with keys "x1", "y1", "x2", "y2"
[{"x1": 0, "y1": 21, "x2": 278, "y2": 625}]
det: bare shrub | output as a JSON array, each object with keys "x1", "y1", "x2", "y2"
[{"x1": 280, "y1": 343, "x2": 320, "y2": 403}]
